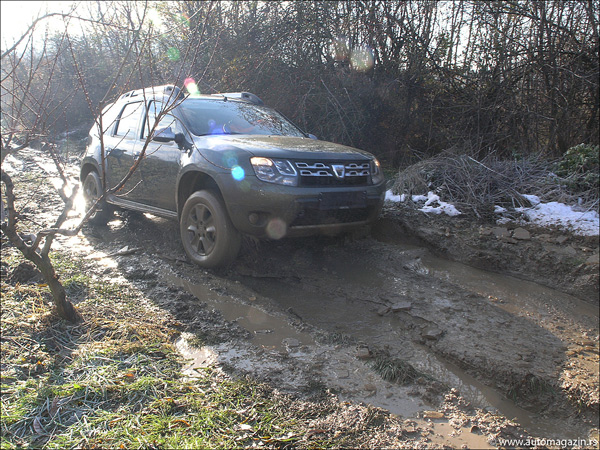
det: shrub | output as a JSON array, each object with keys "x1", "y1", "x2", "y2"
[{"x1": 554, "y1": 144, "x2": 599, "y2": 194}]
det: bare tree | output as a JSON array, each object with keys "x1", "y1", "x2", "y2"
[{"x1": 1, "y1": 1, "x2": 205, "y2": 322}]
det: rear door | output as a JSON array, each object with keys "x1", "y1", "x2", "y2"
[
  {"x1": 136, "y1": 100, "x2": 183, "y2": 211},
  {"x1": 106, "y1": 101, "x2": 144, "y2": 200}
]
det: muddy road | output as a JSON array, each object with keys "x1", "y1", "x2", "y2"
[{"x1": 4, "y1": 150, "x2": 600, "y2": 447}]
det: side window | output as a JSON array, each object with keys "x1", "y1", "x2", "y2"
[
  {"x1": 99, "y1": 104, "x2": 121, "y2": 137},
  {"x1": 115, "y1": 102, "x2": 143, "y2": 138},
  {"x1": 144, "y1": 101, "x2": 183, "y2": 138}
]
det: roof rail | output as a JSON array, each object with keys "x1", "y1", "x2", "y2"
[
  {"x1": 119, "y1": 85, "x2": 183, "y2": 101},
  {"x1": 217, "y1": 92, "x2": 264, "y2": 105}
]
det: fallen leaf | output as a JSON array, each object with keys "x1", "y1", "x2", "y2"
[
  {"x1": 33, "y1": 416, "x2": 46, "y2": 434},
  {"x1": 171, "y1": 419, "x2": 191, "y2": 428},
  {"x1": 49, "y1": 397, "x2": 59, "y2": 417},
  {"x1": 306, "y1": 429, "x2": 328, "y2": 438}
]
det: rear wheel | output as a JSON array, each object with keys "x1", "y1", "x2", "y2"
[
  {"x1": 179, "y1": 190, "x2": 241, "y2": 268},
  {"x1": 82, "y1": 171, "x2": 112, "y2": 225}
]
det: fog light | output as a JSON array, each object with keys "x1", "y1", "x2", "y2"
[{"x1": 248, "y1": 213, "x2": 260, "y2": 225}]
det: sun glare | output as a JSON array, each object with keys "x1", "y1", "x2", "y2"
[{"x1": 0, "y1": 1, "x2": 78, "y2": 45}]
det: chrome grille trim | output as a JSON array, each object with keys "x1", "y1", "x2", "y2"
[{"x1": 294, "y1": 161, "x2": 371, "y2": 177}]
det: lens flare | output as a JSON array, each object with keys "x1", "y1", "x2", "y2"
[
  {"x1": 266, "y1": 218, "x2": 286, "y2": 240},
  {"x1": 167, "y1": 47, "x2": 180, "y2": 61},
  {"x1": 231, "y1": 165, "x2": 245, "y2": 181},
  {"x1": 223, "y1": 152, "x2": 238, "y2": 168},
  {"x1": 350, "y1": 46, "x2": 374, "y2": 72},
  {"x1": 184, "y1": 77, "x2": 200, "y2": 96}
]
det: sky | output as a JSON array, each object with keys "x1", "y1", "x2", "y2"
[
  {"x1": 1, "y1": 1, "x2": 164, "y2": 50},
  {"x1": 0, "y1": 1, "x2": 78, "y2": 46}
]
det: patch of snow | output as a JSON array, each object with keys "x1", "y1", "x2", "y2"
[
  {"x1": 521, "y1": 194, "x2": 541, "y2": 206},
  {"x1": 388, "y1": 189, "x2": 598, "y2": 235},
  {"x1": 385, "y1": 191, "x2": 405, "y2": 202},
  {"x1": 412, "y1": 192, "x2": 461, "y2": 217},
  {"x1": 412, "y1": 194, "x2": 428, "y2": 202},
  {"x1": 514, "y1": 201, "x2": 599, "y2": 236}
]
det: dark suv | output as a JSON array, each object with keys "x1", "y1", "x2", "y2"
[{"x1": 80, "y1": 85, "x2": 385, "y2": 267}]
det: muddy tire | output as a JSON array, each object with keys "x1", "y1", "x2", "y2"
[
  {"x1": 179, "y1": 190, "x2": 241, "y2": 268},
  {"x1": 82, "y1": 171, "x2": 113, "y2": 225}
]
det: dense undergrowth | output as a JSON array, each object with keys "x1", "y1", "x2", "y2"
[{"x1": 392, "y1": 145, "x2": 600, "y2": 219}]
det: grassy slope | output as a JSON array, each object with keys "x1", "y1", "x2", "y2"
[{"x1": 1, "y1": 248, "x2": 406, "y2": 449}]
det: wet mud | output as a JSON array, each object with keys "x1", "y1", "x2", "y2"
[{"x1": 4, "y1": 149, "x2": 599, "y2": 448}]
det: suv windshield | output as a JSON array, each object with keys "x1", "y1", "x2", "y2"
[{"x1": 177, "y1": 99, "x2": 306, "y2": 137}]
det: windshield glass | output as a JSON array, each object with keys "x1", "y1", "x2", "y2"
[{"x1": 177, "y1": 99, "x2": 305, "y2": 137}]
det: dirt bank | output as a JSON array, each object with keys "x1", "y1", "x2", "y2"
[{"x1": 380, "y1": 202, "x2": 599, "y2": 303}]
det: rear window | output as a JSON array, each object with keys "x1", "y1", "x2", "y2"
[
  {"x1": 115, "y1": 102, "x2": 143, "y2": 138},
  {"x1": 177, "y1": 99, "x2": 305, "y2": 138}
]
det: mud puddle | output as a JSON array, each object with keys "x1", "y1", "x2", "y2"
[
  {"x1": 420, "y1": 251, "x2": 599, "y2": 331},
  {"x1": 235, "y1": 272, "x2": 553, "y2": 435},
  {"x1": 230, "y1": 240, "x2": 594, "y2": 441},
  {"x1": 161, "y1": 263, "x2": 563, "y2": 440},
  {"x1": 165, "y1": 274, "x2": 314, "y2": 350}
]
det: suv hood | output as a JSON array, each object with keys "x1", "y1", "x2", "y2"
[{"x1": 196, "y1": 135, "x2": 373, "y2": 161}]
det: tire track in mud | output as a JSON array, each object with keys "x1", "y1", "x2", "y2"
[
  {"x1": 5, "y1": 149, "x2": 597, "y2": 445},
  {"x1": 65, "y1": 207, "x2": 597, "y2": 442}
]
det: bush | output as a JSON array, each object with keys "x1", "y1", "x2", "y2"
[
  {"x1": 392, "y1": 154, "x2": 558, "y2": 219},
  {"x1": 554, "y1": 144, "x2": 599, "y2": 194}
]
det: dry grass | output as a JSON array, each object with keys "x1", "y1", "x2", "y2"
[
  {"x1": 392, "y1": 154, "x2": 599, "y2": 219},
  {"x1": 1, "y1": 246, "x2": 421, "y2": 449}
]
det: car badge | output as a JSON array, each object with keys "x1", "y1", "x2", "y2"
[{"x1": 332, "y1": 164, "x2": 345, "y2": 179}]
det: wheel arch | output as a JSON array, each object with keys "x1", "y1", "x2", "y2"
[
  {"x1": 80, "y1": 159, "x2": 101, "y2": 183},
  {"x1": 177, "y1": 170, "x2": 222, "y2": 219}
]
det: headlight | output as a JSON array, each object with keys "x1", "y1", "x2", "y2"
[
  {"x1": 371, "y1": 158, "x2": 384, "y2": 184},
  {"x1": 251, "y1": 157, "x2": 298, "y2": 186}
]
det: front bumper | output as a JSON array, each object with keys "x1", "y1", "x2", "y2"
[{"x1": 217, "y1": 174, "x2": 385, "y2": 238}]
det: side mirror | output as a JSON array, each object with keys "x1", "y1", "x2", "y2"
[
  {"x1": 175, "y1": 132, "x2": 194, "y2": 152},
  {"x1": 152, "y1": 127, "x2": 176, "y2": 142},
  {"x1": 307, "y1": 133, "x2": 318, "y2": 140}
]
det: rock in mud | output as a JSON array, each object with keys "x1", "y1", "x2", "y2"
[
  {"x1": 422, "y1": 326, "x2": 443, "y2": 340},
  {"x1": 356, "y1": 346, "x2": 372, "y2": 359},
  {"x1": 512, "y1": 227, "x2": 531, "y2": 240},
  {"x1": 391, "y1": 301, "x2": 413, "y2": 312},
  {"x1": 282, "y1": 338, "x2": 300, "y2": 348}
]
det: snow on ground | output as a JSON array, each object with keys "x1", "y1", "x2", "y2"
[
  {"x1": 385, "y1": 190, "x2": 600, "y2": 236},
  {"x1": 510, "y1": 194, "x2": 600, "y2": 237},
  {"x1": 385, "y1": 190, "x2": 461, "y2": 217}
]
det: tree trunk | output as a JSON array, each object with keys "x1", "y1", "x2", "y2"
[{"x1": 1, "y1": 170, "x2": 82, "y2": 323}]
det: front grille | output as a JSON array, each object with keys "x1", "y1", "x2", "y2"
[{"x1": 295, "y1": 161, "x2": 370, "y2": 187}]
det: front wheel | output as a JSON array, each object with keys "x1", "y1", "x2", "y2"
[
  {"x1": 179, "y1": 190, "x2": 241, "y2": 268},
  {"x1": 82, "y1": 171, "x2": 112, "y2": 225}
]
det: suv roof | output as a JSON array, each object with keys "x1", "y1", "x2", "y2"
[{"x1": 117, "y1": 84, "x2": 263, "y2": 105}]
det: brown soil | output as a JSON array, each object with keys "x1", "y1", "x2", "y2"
[
  {"x1": 3, "y1": 148, "x2": 599, "y2": 448},
  {"x1": 380, "y1": 203, "x2": 599, "y2": 303}
]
